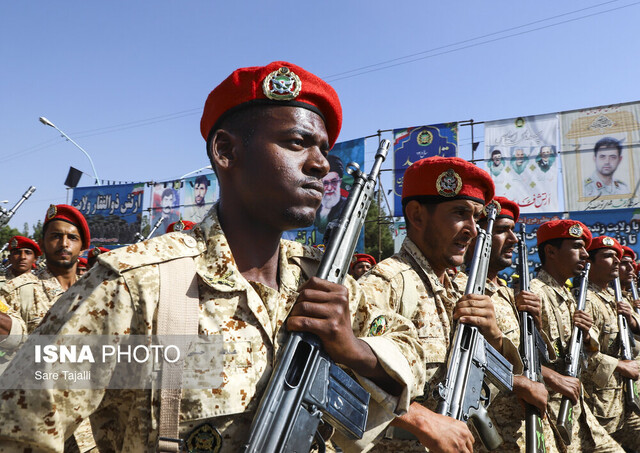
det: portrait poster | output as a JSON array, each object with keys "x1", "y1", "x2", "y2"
[
  {"x1": 72, "y1": 183, "x2": 145, "y2": 245},
  {"x1": 393, "y1": 123, "x2": 458, "y2": 216},
  {"x1": 484, "y1": 114, "x2": 560, "y2": 213},
  {"x1": 283, "y1": 138, "x2": 365, "y2": 251},
  {"x1": 181, "y1": 173, "x2": 218, "y2": 224},
  {"x1": 560, "y1": 102, "x2": 640, "y2": 211},
  {"x1": 149, "y1": 180, "x2": 182, "y2": 238}
]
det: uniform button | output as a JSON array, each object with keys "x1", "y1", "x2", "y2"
[{"x1": 183, "y1": 236, "x2": 197, "y2": 248}]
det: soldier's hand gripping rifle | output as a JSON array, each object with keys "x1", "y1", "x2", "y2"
[
  {"x1": 613, "y1": 277, "x2": 640, "y2": 413},
  {"x1": 241, "y1": 139, "x2": 390, "y2": 453},
  {"x1": 435, "y1": 202, "x2": 514, "y2": 451},
  {"x1": 556, "y1": 262, "x2": 590, "y2": 445},
  {"x1": 517, "y1": 224, "x2": 550, "y2": 453},
  {"x1": 0, "y1": 186, "x2": 36, "y2": 229}
]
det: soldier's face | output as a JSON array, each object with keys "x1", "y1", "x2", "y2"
[
  {"x1": 230, "y1": 106, "x2": 330, "y2": 230},
  {"x1": 489, "y1": 218, "x2": 518, "y2": 271},
  {"x1": 619, "y1": 256, "x2": 636, "y2": 285},
  {"x1": 552, "y1": 239, "x2": 589, "y2": 279},
  {"x1": 411, "y1": 199, "x2": 482, "y2": 276},
  {"x1": 594, "y1": 147, "x2": 621, "y2": 177},
  {"x1": 41, "y1": 220, "x2": 83, "y2": 271},
  {"x1": 351, "y1": 261, "x2": 372, "y2": 280},
  {"x1": 589, "y1": 248, "x2": 620, "y2": 283},
  {"x1": 8, "y1": 248, "x2": 36, "y2": 275}
]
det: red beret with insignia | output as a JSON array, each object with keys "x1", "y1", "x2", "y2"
[
  {"x1": 479, "y1": 196, "x2": 519, "y2": 222},
  {"x1": 77, "y1": 257, "x2": 88, "y2": 269},
  {"x1": 587, "y1": 236, "x2": 623, "y2": 259},
  {"x1": 622, "y1": 246, "x2": 636, "y2": 261},
  {"x1": 88, "y1": 246, "x2": 110, "y2": 259},
  {"x1": 402, "y1": 156, "x2": 494, "y2": 206},
  {"x1": 536, "y1": 219, "x2": 592, "y2": 247},
  {"x1": 166, "y1": 220, "x2": 196, "y2": 233},
  {"x1": 200, "y1": 61, "x2": 342, "y2": 149},
  {"x1": 8, "y1": 235, "x2": 42, "y2": 257},
  {"x1": 44, "y1": 204, "x2": 91, "y2": 250},
  {"x1": 350, "y1": 253, "x2": 376, "y2": 270}
]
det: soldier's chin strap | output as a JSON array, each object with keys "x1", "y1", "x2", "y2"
[{"x1": 157, "y1": 257, "x2": 199, "y2": 453}]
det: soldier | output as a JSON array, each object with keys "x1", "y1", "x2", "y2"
[
  {"x1": 583, "y1": 236, "x2": 640, "y2": 450},
  {"x1": 3, "y1": 235, "x2": 41, "y2": 281},
  {"x1": 530, "y1": 220, "x2": 624, "y2": 452},
  {"x1": 619, "y1": 245, "x2": 638, "y2": 306},
  {"x1": 349, "y1": 253, "x2": 376, "y2": 280},
  {"x1": 360, "y1": 157, "x2": 524, "y2": 453},
  {"x1": 76, "y1": 257, "x2": 88, "y2": 276},
  {"x1": 456, "y1": 196, "x2": 559, "y2": 452},
  {"x1": 0, "y1": 61, "x2": 424, "y2": 452}
]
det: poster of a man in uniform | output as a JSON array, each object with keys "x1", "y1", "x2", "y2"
[
  {"x1": 182, "y1": 173, "x2": 218, "y2": 223},
  {"x1": 560, "y1": 102, "x2": 640, "y2": 211}
]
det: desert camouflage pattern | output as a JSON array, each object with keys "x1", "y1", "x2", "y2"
[
  {"x1": 360, "y1": 239, "x2": 522, "y2": 452},
  {"x1": 530, "y1": 269, "x2": 624, "y2": 453},
  {"x1": 0, "y1": 207, "x2": 423, "y2": 452},
  {"x1": 582, "y1": 283, "x2": 640, "y2": 449}
]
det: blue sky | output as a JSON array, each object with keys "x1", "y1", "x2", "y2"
[{"x1": 2, "y1": 1, "x2": 640, "y2": 233}]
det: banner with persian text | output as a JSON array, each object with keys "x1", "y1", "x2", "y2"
[
  {"x1": 393, "y1": 123, "x2": 458, "y2": 216},
  {"x1": 560, "y1": 102, "x2": 640, "y2": 211},
  {"x1": 484, "y1": 114, "x2": 560, "y2": 213},
  {"x1": 72, "y1": 183, "x2": 145, "y2": 246},
  {"x1": 283, "y1": 138, "x2": 365, "y2": 251}
]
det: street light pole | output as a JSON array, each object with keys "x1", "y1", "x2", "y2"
[{"x1": 39, "y1": 117, "x2": 102, "y2": 186}]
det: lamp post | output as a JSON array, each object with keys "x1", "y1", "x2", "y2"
[
  {"x1": 39, "y1": 117, "x2": 102, "y2": 186},
  {"x1": 179, "y1": 166, "x2": 213, "y2": 180}
]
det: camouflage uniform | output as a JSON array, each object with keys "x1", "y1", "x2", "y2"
[
  {"x1": 361, "y1": 238, "x2": 522, "y2": 452},
  {"x1": 0, "y1": 207, "x2": 424, "y2": 453},
  {"x1": 530, "y1": 269, "x2": 624, "y2": 453},
  {"x1": 582, "y1": 283, "x2": 640, "y2": 449}
]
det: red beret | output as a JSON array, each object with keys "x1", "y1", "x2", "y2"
[
  {"x1": 88, "y1": 246, "x2": 110, "y2": 259},
  {"x1": 479, "y1": 196, "x2": 519, "y2": 222},
  {"x1": 8, "y1": 236, "x2": 42, "y2": 257},
  {"x1": 622, "y1": 246, "x2": 636, "y2": 261},
  {"x1": 536, "y1": 220, "x2": 592, "y2": 247},
  {"x1": 44, "y1": 204, "x2": 91, "y2": 250},
  {"x1": 588, "y1": 236, "x2": 623, "y2": 259},
  {"x1": 350, "y1": 253, "x2": 376, "y2": 270},
  {"x1": 166, "y1": 220, "x2": 196, "y2": 233},
  {"x1": 200, "y1": 61, "x2": 342, "y2": 148},
  {"x1": 402, "y1": 157, "x2": 494, "y2": 206},
  {"x1": 77, "y1": 257, "x2": 88, "y2": 269}
]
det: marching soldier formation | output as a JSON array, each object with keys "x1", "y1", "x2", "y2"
[{"x1": 0, "y1": 61, "x2": 638, "y2": 453}]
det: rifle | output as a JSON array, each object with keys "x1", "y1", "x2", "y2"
[
  {"x1": 630, "y1": 279, "x2": 640, "y2": 316},
  {"x1": 134, "y1": 217, "x2": 165, "y2": 243},
  {"x1": 241, "y1": 139, "x2": 390, "y2": 453},
  {"x1": 556, "y1": 262, "x2": 590, "y2": 445},
  {"x1": 516, "y1": 224, "x2": 549, "y2": 453},
  {"x1": 0, "y1": 186, "x2": 36, "y2": 228},
  {"x1": 612, "y1": 277, "x2": 640, "y2": 413},
  {"x1": 435, "y1": 202, "x2": 514, "y2": 451}
]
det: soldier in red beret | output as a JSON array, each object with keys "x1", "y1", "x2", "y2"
[
  {"x1": 4, "y1": 236, "x2": 41, "y2": 281},
  {"x1": 76, "y1": 257, "x2": 88, "y2": 276},
  {"x1": 619, "y1": 245, "x2": 638, "y2": 304},
  {"x1": 361, "y1": 157, "x2": 525, "y2": 452},
  {"x1": 87, "y1": 246, "x2": 110, "y2": 269},
  {"x1": 530, "y1": 221, "x2": 625, "y2": 452},
  {"x1": 582, "y1": 237, "x2": 640, "y2": 448},
  {"x1": 165, "y1": 219, "x2": 196, "y2": 234},
  {"x1": 349, "y1": 253, "x2": 376, "y2": 280},
  {"x1": 0, "y1": 62, "x2": 423, "y2": 453},
  {"x1": 456, "y1": 196, "x2": 558, "y2": 452}
]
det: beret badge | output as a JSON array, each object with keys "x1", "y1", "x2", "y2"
[
  {"x1": 569, "y1": 224, "x2": 583, "y2": 238},
  {"x1": 602, "y1": 236, "x2": 615, "y2": 246},
  {"x1": 483, "y1": 199, "x2": 501, "y2": 217},
  {"x1": 368, "y1": 315, "x2": 388, "y2": 336},
  {"x1": 262, "y1": 66, "x2": 302, "y2": 101},
  {"x1": 46, "y1": 204, "x2": 57, "y2": 220},
  {"x1": 10, "y1": 238, "x2": 18, "y2": 249},
  {"x1": 174, "y1": 220, "x2": 185, "y2": 232},
  {"x1": 436, "y1": 169, "x2": 462, "y2": 197},
  {"x1": 90, "y1": 247, "x2": 101, "y2": 258}
]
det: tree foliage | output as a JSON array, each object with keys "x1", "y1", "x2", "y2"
[{"x1": 364, "y1": 194, "x2": 395, "y2": 262}]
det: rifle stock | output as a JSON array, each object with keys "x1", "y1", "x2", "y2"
[
  {"x1": 556, "y1": 263, "x2": 590, "y2": 445},
  {"x1": 435, "y1": 202, "x2": 514, "y2": 451},
  {"x1": 241, "y1": 140, "x2": 390, "y2": 453}
]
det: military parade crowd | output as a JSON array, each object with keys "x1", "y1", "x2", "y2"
[{"x1": 0, "y1": 61, "x2": 639, "y2": 453}]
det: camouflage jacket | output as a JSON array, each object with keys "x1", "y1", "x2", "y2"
[{"x1": 0, "y1": 207, "x2": 423, "y2": 453}]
